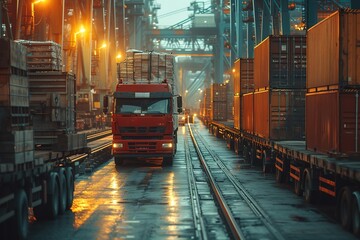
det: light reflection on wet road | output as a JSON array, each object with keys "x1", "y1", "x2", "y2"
[{"x1": 28, "y1": 129, "x2": 195, "y2": 240}]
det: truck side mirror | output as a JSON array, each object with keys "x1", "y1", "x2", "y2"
[
  {"x1": 103, "y1": 95, "x2": 109, "y2": 114},
  {"x1": 177, "y1": 96, "x2": 183, "y2": 113}
]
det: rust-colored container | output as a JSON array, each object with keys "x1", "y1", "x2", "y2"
[
  {"x1": 254, "y1": 35, "x2": 306, "y2": 89},
  {"x1": 241, "y1": 92, "x2": 254, "y2": 134},
  {"x1": 211, "y1": 83, "x2": 227, "y2": 102},
  {"x1": 227, "y1": 90, "x2": 233, "y2": 120},
  {"x1": 211, "y1": 101, "x2": 227, "y2": 121},
  {"x1": 253, "y1": 89, "x2": 305, "y2": 140},
  {"x1": 233, "y1": 58, "x2": 254, "y2": 95},
  {"x1": 307, "y1": 10, "x2": 360, "y2": 88},
  {"x1": 234, "y1": 95, "x2": 240, "y2": 129},
  {"x1": 306, "y1": 89, "x2": 360, "y2": 155}
]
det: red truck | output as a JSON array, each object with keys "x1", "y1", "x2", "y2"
[{"x1": 106, "y1": 51, "x2": 182, "y2": 166}]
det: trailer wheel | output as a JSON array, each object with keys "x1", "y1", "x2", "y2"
[
  {"x1": 114, "y1": 157, "x2": 124, "y2": 166},
  {"x1": 65, "y1": 167, "x2": 74, "y2": 209},
  {"x1": 262, "y1": 151, "x2": 271, "y2": 173},
  {"x1": 352, "y1": 191, "x2": 360, "y2": 237},
  {"x1": 48, "y1": 172, "x2": 60, "y2": 219},
  {"x1": 12, "y1": 189, "x2": 28, "y2": 240},
  {"x1": 339, "y1": 187, "x2": 352, "y2": 230},
  {"x1": 58, "y1": 168, "x2": 67, "y2": 215},
  {"x1": 303, "y1": 169, "x2": 316, "y2": 203}
]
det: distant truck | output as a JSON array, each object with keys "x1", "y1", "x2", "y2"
[{"x1": 106, "y1": 51, "x2": 182, "y2": 166}]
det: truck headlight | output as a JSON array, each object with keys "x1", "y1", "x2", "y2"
[
  {"x1": 113, "y1": 143, "x2": 123, "y2": 148},
  {"x1": 162, "y1": 143, "x2": 173, "y2": 148}
]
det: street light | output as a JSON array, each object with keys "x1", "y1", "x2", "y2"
[{"x1": 74, "y1": 26, "x2": 86, "y2": 43}]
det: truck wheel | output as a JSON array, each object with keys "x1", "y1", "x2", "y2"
[
  {"x1": 339, "y1": 187, "x2": 352, "y2": 230},
  {"x1": 163, "y1": 157, "x2": 173, "y2": 166},
  {"x1": 58, "y1": 168, "x2": 67, "y2": 215},
  {"x1": 48, "y1": 172, "x2": 60, "y2": 219},
  {"x1": 114, "y1": 157, "x2": 123, "y2": 166},
  {"x1": 275, "y1": 168, "x2": 283, "y2": 183},
  {"x1": 65, "y1": 167, "x2": 74, "y2": 209},
  {"x1": 352, "y1": 192, "x2": 360, "y2": 237},
  {"x1": 303, "y1": 169, "x2": 317, "y2": 203},
  {"x1": 12, "y1": 189, "x2": 28, "y2": 240},
  {"x1": 294, "y1": 178, "x2": 303, "y2": 196}
]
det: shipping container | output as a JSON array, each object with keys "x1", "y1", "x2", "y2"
[
  {"x1": 307, "y1": 9, "x2": 360, "y2": 88},
  {"x1": 254, "y1": 35, "x2": 306, "y2": 89},
  {"x1": 241, "y1": 92, "x2": 254, "y2": 134},
  {"x1": 306, "y1": 89, "x2": 360, "y2": 155},
  {"x1": 233, "y1": 58, "x2": 254, "y2": 95},
  {"x1": 253, "y1": 89, "x2": 305, "y2": 140},
  {"x1": 234, "y1": 95, "x2": 240, "y2": 129},
  {"x1": 211, "y1": 101, "x2": 227, "y2": 121}
]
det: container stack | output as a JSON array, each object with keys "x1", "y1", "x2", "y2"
[
  {"x1": 306, "y1": 9, "x2": 360, "y2": 156},
  {"x1": 251, "y1": 35, "x2": 307, "y2": 140},
  {"x1": 200, "y1": 87, "x2": 211, "y2": 123},
  {"x1": 210, "y1": 83, "x2": 227, "y2": 121},
  {"x1": 19, "y1": 40, "x2": 62, "y2": 72},
  {"x1": 233, "y1": 58, "x2": 254, "y2": 130},
  {"x1": 0, "y1": 39, "x2": 34, "y2": 172}
]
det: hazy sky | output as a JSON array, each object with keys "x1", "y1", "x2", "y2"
[{"x1": 155, "y1": 0, "x2": 193, "y2": 27}]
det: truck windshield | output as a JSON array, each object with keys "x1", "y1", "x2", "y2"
[{"x1": 115, "y1": 98, "x2": 170, "y2": 114}]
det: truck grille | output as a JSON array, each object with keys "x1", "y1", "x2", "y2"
[
  {"x1": 120, "y1": 126, "x2": 165, "y2": 134},
  {"x1": 128, "y1": 142, "x2": 157, "y2": 151},
  {"x1": 123, "y1": 136, "x2": 163, "y2": 140}
]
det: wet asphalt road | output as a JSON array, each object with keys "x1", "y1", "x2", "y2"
[{"x1": 27, "y1": 123, "x2": 357, "y2": 240}]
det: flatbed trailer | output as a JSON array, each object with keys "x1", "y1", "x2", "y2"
[{"x1": 206, "y1": 119, "x2": 360, "y2": 236}]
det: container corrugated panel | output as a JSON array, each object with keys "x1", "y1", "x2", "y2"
[
  {"x1": 227, "y1": 91, "x2": 233, "y2": 120},
  {"x1": 233, "y1": 58, "x2": 254, "y2": 95},
  {"x1": 254, "y1": 35, "x2": 306, "y2": 89},
  {"x1": 211, "y1": 83, "x2": 227, "y2": 102},
  {"x1": 307, "y1": 10, "x2": 360, "y2": 88},
  {"x1": 234, "y1": 95, "x2": 240, "y2": 130},
  {"x1": 241, "y1": 93, "x2": 254, "y2": 134},
  {"x1": 254, "y1": 89, "x2": 305, "y2": 140},
  {"x1": 306, "y1": 89, "x2": 360, "y2": 155},
  {"x1": 211, "y1": 101, "x2": 227, "y2": 121}
]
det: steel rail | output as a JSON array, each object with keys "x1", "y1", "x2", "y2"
[{"x1": 188, "y1": 124, "x2": 244, "y2": 240}]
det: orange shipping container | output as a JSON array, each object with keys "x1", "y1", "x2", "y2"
[
  {"x1": 307, "y1": 10, "x2": 360, "y2": 88},
  {"x1": 254, "y1": 35, "x2": 306, "y2": 89},
  {"x1": 233, "y1": 58, "x2": 254, "y2": 95},
  {"x1": 306, "y1": 89, "x2": 360, "y2": 155},
  {"x1": 253, "y1": 89, "x2": 305, "y2": 140},
  {"x1": 211, "y1": 83, "x2": 227, "y2": 102},
  {"x1": 241, "y1": 93, "x2": 254, "y2": 134}
]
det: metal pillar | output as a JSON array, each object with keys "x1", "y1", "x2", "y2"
[
  {"x1": 261, "y1": 0, "x2": 270, "y2": 41},
  {"x1": 305, "y1": 0, "x2": 317, "y2": 30},
  {"x1": 216, "y1": 0, "x2": 225, "y2": 83},
  {"x1": 230, "y1": 0, "x2": 237, "y2": 64},
  {"x1": 252, "y1": 0, "x2": 262, "y2": 45},
  {"x1": 280, "y1": 0, "x2": 290, "y2": 35},
  {"x1": 235, "y1": 0, "x2": 244, "y2": 58}
]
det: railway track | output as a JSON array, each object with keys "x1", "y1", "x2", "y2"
[{"x1": 186, "y1": 123, "x2": 286, "y2": 240}]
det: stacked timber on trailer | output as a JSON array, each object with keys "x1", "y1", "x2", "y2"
[
  {"x1": 252, "y1": 35, "x2": 307, "y2": 140},
  {"x1": 306, "y1": 9, "x2": 360, "y2": 156},
  {"x1": 0, "y1": 39, "x2": 36, "y2": 173}
]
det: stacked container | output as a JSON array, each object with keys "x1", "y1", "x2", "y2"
[
  {"x1": 233, "y1": 58, "x2": 254, "y2": 130},
  {"x1": 200, "y1": 87, "x2": 211, "y2": 120},
  {"x1": 0, "y1": 39, "x2": 34, "y2": 171},
  {"x1": 251, "y1": 35, "x2": 306, "y2": 140},
  {"x1": 211, "y1": 83, "x2": 227, "y2": 121},
  {"x1": 306, "y1": 9, "x2": 360, "y2": 155}
]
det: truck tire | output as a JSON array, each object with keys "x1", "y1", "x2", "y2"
[
  {"x1": 162, "y1": 156, "x2": 173, "y2": 166},
  {"x1": 352, "y1": 191, "x2": 360, "y2": 237},
  {"x1": 303, "y1": 169, "x2": 317, "y2": 203},
  {"x1": 294, "y1": 178, "x2": 303, "y2": 196},
  {"x1": 339, "y1": 187, "x2": 352, "y2": 230},
  {"x1": 66, "y1": 167, "x2": 74, "y2": 209},
  {"x1": 48, "y1": 172, "x2": 60, "y2": 219},
  {"x1": 12, "y1": 189, "x2": 28, "y2": 240},
  {"x1": 58, "y1": 168, "x2": 67, "y2": 215},
  {"x1": 114, "y1": 157, "x2": 123, "y2": 166}
]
